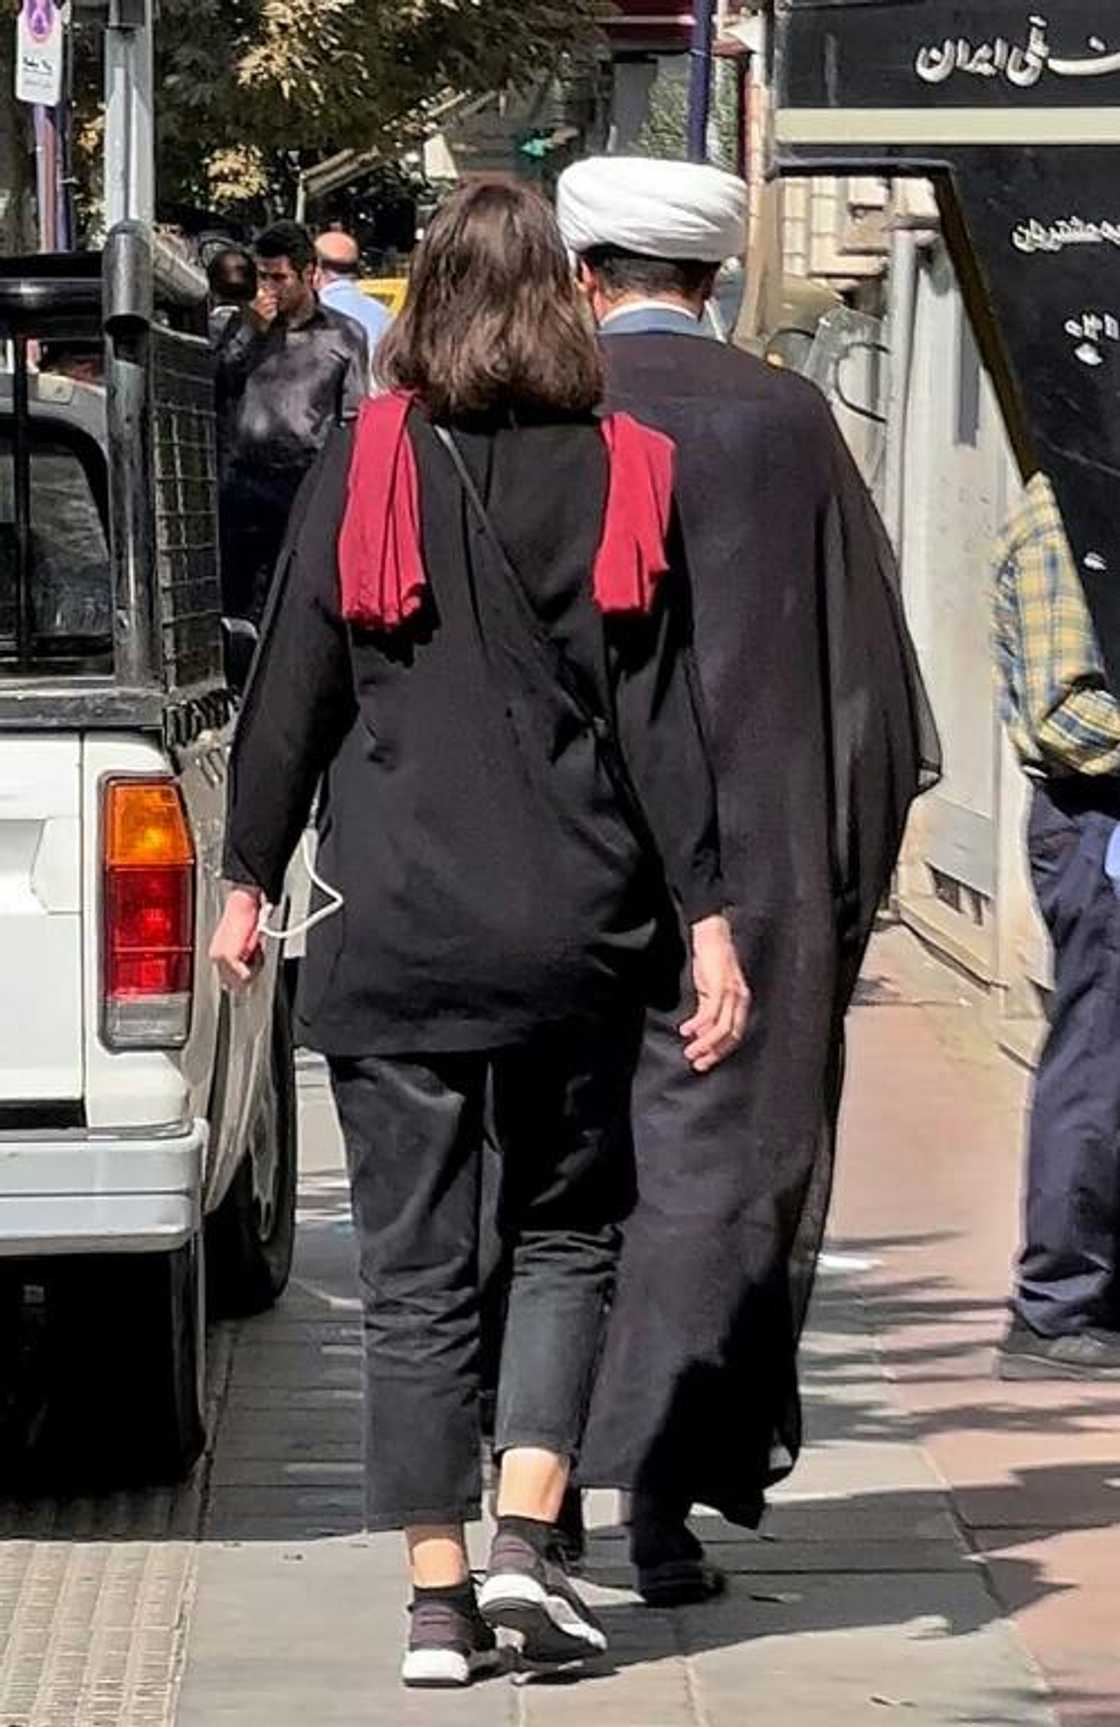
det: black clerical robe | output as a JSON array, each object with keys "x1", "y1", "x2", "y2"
[{"x1": 578, "y1": 321, "x2": 940, "y2": 1522}]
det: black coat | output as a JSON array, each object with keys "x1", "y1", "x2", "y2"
[
  {"x1": 578, "y1": 332, "x2": 940, "y2": 1521},
  {"x1": 224, "y1": 407, "x2": 724, "y2": 1055}
]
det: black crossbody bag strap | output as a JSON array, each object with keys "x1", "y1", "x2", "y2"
[{"x1": 433, "y1": 425, "x2": 660, "y2": 862}]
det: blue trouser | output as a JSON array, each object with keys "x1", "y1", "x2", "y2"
[{"x1": 1018, "y1": 780, "x2": 1120, "y2": 1335}]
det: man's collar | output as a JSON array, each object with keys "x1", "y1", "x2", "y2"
[
  {"x1": 600, "y1": 298, "x2": 702, "y2": 330},
  {"x1": 599, "y1": 301, "x2": 712, "y2": 342}
]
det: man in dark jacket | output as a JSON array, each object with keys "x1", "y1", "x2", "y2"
[
  {"x1": 215, "y1": 220, "x2": 368, "y2": 622},
  {"x1": 557, "y1": 156, "x2": 940, "y2": 1604}
]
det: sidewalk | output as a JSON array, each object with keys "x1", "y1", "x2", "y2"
[
  {"x1": 836, "y1": 926, "x2": 1120, "y2": 1727},
  {"x1": 172, "y1": 924, "x2": 1118, "y2": 1726}
]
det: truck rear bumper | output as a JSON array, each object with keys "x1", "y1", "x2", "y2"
[{"x1": 0, "y1": 1118, "x2": 207, "y2": 1256}]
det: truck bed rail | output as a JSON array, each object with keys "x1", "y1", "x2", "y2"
[{"x1": 0, "y1": 226, "x2": 227, "y2": 717}]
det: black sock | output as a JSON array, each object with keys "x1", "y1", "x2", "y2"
[
  {"x1": 412, "y1": 1580, "x2": 476, "y2": 1611},
  {"x1": 497, "y1": 1513, "x2": 554, "y2": 1558}
]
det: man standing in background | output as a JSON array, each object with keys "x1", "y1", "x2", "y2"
[
  {"x1": 995, "y1": 474, "x2": 1120, "y2": 1378},
  {"x1": 215, "y1": 220, "x2": 368, "y2": 622},
  {"x1": 557, "y1": 156, "x2": 938, "y2": 1606},
  {"x1": 314, "y1": 229, "x2": 392, "y2": 360}
]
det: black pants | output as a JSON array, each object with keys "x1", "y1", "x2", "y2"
[
  {"x1": 219, "y1": 466, "x2": 306, "y2": 624},
  {"x1": 330, "y1": 1021, "x2": 640, "y2": 1531},
  {"x1": 1019, "y1": 781, "x2": 1120, "y2": 1335}
]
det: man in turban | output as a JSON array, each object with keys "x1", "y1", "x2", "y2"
[{"x1": 557, "y1": 156, "x2": 940, "y2": 1605}]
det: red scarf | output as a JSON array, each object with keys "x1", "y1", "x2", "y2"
[{"x1": 338, "y1": 392, "x2": 675, "y2": 631}]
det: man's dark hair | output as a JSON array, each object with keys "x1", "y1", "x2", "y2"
[
  {"x1": 208, "y1": 246, "x2": 257, "y2": 304},
  {"x1": 582, "y1": 245, "x2": 718, "y2": 303},
  {"x1": 256, "y1": 220, "x2": 316, "y2": 274},
  {"x1": 378, "y1": 177, "x2": 603, "y2": 419}
]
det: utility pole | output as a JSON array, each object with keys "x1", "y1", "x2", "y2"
[
  {"x1": 686, "y1": 0, "x2": 716, "y2": 163},
  {"x1": 104, "y1": 0, "x2": 154, "y2": 227}
]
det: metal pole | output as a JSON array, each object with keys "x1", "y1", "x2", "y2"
[
  {"x1": 33, "y1": 106, "x2": 54, "y2": 250},
  {"x1": 58, "y1": 8, "x2": 76, "y2": 249},
  {"x1": 13, "y1": 339, "x2": 34, "y2": 670},
  {"x1": 104, "y1": 225, "x2": 158, "y2": 690},
  {"x1": 104, "y1": 0, "x2": 155, "y2": 228},
  {"x1": 687, "y1": 0, "x2": 716, "y2": 163}
]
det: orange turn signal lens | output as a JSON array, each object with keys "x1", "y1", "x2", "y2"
[{"x1": 103, "y1": 779, "x2": 196, "y2": 869}]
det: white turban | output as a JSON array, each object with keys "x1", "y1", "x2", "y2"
[{"x1": 557, "y1": 157, "x2": 747, "y2": 264}]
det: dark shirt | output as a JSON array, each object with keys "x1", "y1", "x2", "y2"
[
  {"x1": 224, "y1": 410, "x2": 724, "y2": 1056},
  {"x1": 215, "y1": 299, "x2": 368, "y2": 479}
]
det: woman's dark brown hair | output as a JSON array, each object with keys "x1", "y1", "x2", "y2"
[{"x1": 377, "y1": 177, "x2": 604, "y2": 419}]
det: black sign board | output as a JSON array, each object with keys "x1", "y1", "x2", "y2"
[{"x1": 772, "y1": 0, "x2": 1120, "y2": 695}]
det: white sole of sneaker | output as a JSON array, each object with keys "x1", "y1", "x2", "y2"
[
  {"x1": 478, "y1": 1573, "x2": 608, "y2": 1657},
  {"x1": 400, "y1": 1648, "x2": 502, "y2": 1689}
]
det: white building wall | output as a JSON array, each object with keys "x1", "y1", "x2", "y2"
[{"x1": 889, "y1": 234, "x2": 1047, "y2": 1053}]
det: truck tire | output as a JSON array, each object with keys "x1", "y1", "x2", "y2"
[
  {"x1": 131, "y1": 1236, "x2": 207, "y2": 1480},
  {"x1": 39, "y1": 1239, "x2": 206, "y2": 1485},
  {"x1": 207, "y1": 982, "x2": 298, "y2": 1317}
]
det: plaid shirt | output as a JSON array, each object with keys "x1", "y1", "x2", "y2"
[{"x1": 993, "y1": 473, "x2": 1120, "y2": 778}]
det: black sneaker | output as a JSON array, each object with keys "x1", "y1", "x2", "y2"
[
  {"x1": 637, "y1": 1555, "x2": 727, "y2": 1608},
  {"x1": 401, "y1": 1592, "x2": 501, "y2": 1689},
  {"x1": 997, "y1": 1316, "x2": 1120, "y2": 1380},
  {"x1": 631, "y1": 1502, "x2": 727, "y2": 1608},
  {"x1": 478, "y1": 1530, "x2": 607, "y2": 1670}
]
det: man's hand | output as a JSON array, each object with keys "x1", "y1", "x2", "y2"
[
  {"x1": 681, "y1": 913, "x2": 751, "y2": 1074},
  {"x1": 210, "y1": 887, "x2": 265, "y2": 991},
  {"x1": 251, "y1": 283, "x2": 278, "y2": 328}
]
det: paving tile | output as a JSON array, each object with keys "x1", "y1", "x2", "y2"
[
  {"x1": 770, "y1": 1438, "x2": 946, "y2": 1499},
  {"x1": 583, "y1": 1536, "x2": 970, "y2": 1580},
  {"x1": 214, "y1": 1385, "x2": 362, "y2": 1414},
  {"x1": 209, "y1": 1459, "x2": 364, "y2": 1489},
  {"x1": 968, "y1": 1527, "x2": 1120, "y2": 1727},
  {"x1": 177, "y1": 1541, "x2": 514, "y2": 1727},
  {"x1": 225, "y1": 1344, "x2": 362, "y2": 1390},
  {"x1": 681, "y1": 1573, "x2": 1057, "y2": 1727},
  {"x1": 213, "y1": 1407, "x2": 361, "y2": 1463}
]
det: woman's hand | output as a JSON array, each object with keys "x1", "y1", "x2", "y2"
[
  {"x1": 681, "y1": 913, "x2": 751, "y2": 1074},
  {"x1": 210, "y1": 887, "x2": 265, "y2": 991}
]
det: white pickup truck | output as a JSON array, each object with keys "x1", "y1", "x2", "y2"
[{"x1": 0, "y1": 228, "x2": 296, "y2": 1480}]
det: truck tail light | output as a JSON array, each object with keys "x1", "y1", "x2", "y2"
[{"x1": 101, "y1": 778, "x2": 196, "y2": 1049}]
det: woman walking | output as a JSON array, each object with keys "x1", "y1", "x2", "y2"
[{"x1": 211, "y1": 179, "x2": 747, "y2": 1688}]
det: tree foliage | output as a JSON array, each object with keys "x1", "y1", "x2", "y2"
[
  {"x1": 155, "y1": 0, "x2": 602, "y2": 215},
  {"x1": 0, "y1": 24, "x2": 36, "y2": 251},
  {"x1": 633, "y1": 57, "x2": 740, "y2": 174}
]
